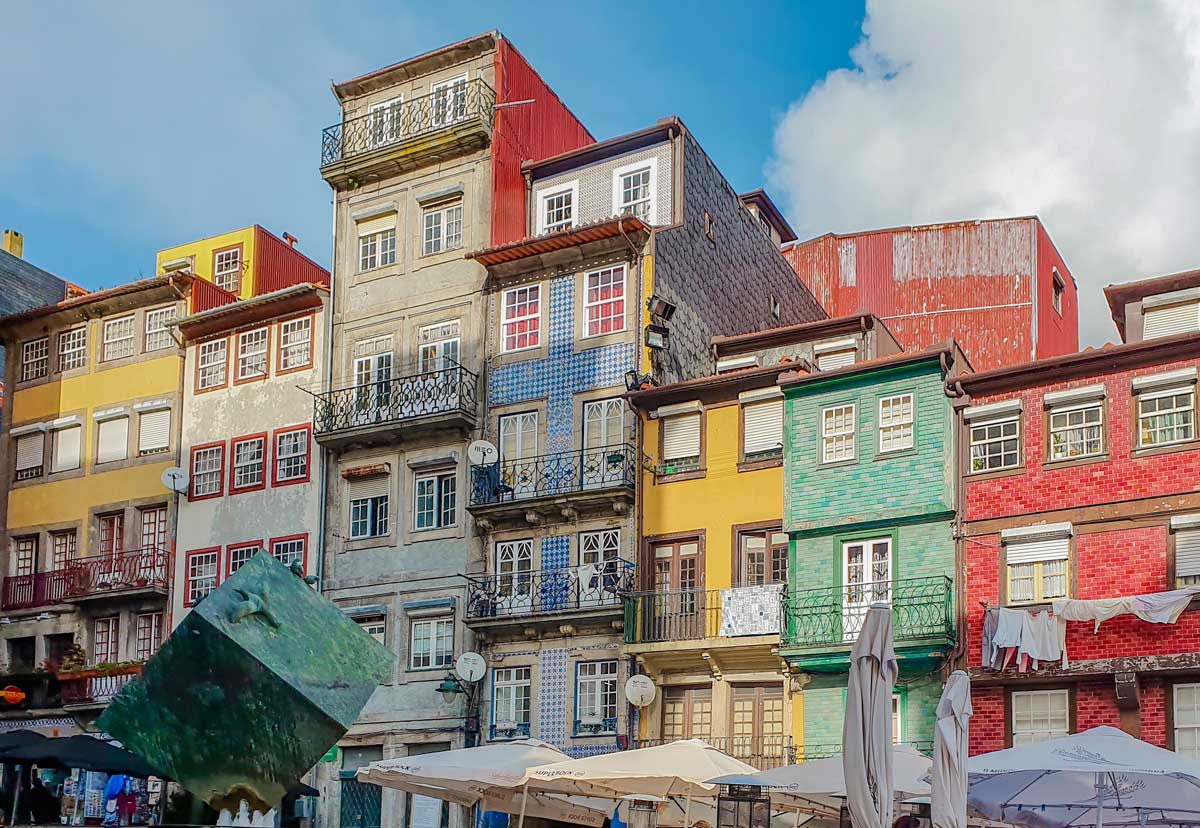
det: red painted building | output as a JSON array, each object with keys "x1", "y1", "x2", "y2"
[
  {"x1": 783, "y1": 216, "x2": 1078, "y2": 371},
  {"x1": 957, "y1": 268, "x2": 1200, "y2": 755}
]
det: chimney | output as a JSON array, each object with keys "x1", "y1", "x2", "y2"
[{"x1": 2, "y1": 229, "x2": 23, "y2": 258}]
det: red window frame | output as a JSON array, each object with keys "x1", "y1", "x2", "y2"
[
  {"x1": 271, "y1": 423, "x2": 312, "y2": 486},
  {"x1": 189, "y1": 441, "x2": 226, "y2": 500},
  {"x1": 228, "y1": 433, "x2": 268, "y2": 494},
  {"x1": 183, "y1": 547, "x2": 221, "y2": 607},
  {"x1": 276, "y1": 313, "x2": 315, "y2": 375},
  {"x1": 225, "y1": 540, "x2": 262, "y2": 577},
  {"x1": 268, "y1": 533, "x2": 308, "y2": 574}
]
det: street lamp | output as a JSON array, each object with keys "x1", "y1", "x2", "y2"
[
  {"x1": 436, "y1": 653, "x2": 486, "y2": 747},
  {"x1": 437, "y1": 673, "x2": 468, "y2": 705}
]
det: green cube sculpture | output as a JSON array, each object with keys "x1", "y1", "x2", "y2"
[{"x1": 100, "y1": 552, "x2": 393, "y2": 811}]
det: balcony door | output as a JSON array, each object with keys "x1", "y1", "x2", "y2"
[
  {"x1": 730, "y1": 685, "x2": 787, "y2": 768},
  {"x1": 662, "y1": 686, "x2": 712, "y2": 742},
  {"x1": 843, "y1": 537, "x2": 892, "y2": 640},
  {"x1": 650, "y1": 538, "x2": 704, "y2": 640},
  {"x1": 431, "y1": 75, "x2": 469, "y2": 127},
  {"x1": 354, "y1": 353, "x2": 393, "y2": 424},
  {"x1": 582, "y1": 398, "x2": 627, "y2": 489},
  {"x1": 499, "y1": 412, "x2": 538, "y2": 499},
  {"x1": 495, "y1": 540, "x2": 534, "y2": 615},
  {"x1": 368, "y1": 97, "x2": 403, "y2": 148}
]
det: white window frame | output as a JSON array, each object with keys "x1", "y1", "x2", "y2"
[
  {"x1": 278, "y1": 316, "x2": 313, "y2": 371},
  {"x1": 892, "y1": 692, "x2": 904, "y2": 744},
  {"x1": 94, "y1": 616, "x2": 120, "y2": 664},
  {"x1": 358, "y1": 616, "x2": 386, "y2": 644},
  {"x1": 14, "y1": 432, "x2": 45, "y2": 480},
  {"x1": 237, "y1": 329, "x2": 269, "y2": 381},
  {"x1": 537, "y1": 182, "x2": 578, "y2": 235},
  {"x1": 1174, "y1": 683, "x2": 1200, "y2": 760},
  {"x1": 270, "y1": 537, "x2": 306, "y2": 569},
  {"x1": 409, "y1": 616, "x2": 454, "y2": 670},
  {"x1": 358, "y1": 228, "x2": 397, "y2": 272},
  {"x1": 821, "y1": 403, "x2": 856, "y2": 464},
  {"x1": 135, "y1": 612, "x2": 163, "y2": 661},
  {"x1": 192, "y1": 445, "x2": 224, "y2": 497},
  {"x1": 213, "y1": 248, "x2": 242, "y2": 293},
  {"x1": 418, "y1": 320, "x2": 461, "y2": 372},
  {"x1": 431, "y1": 73, "x2": 469, "y2": 127},
  {"x1": 612, "y1": 161, "x2": 657, "y2": 224},
  {"x1": 21, "y1": 337, "x2": 49, "y2": 382},
  {"x1": 197, "y1": 339, "x2": 228, "y2": 390},
  {"x1": 413, "y1": 470, "x2": 456, "y2": 531},
  {"x1": 492, "y1": 666, "x2": 532, "y2": 729},
  {"x1": 186, "y1": 550, "x2": 219, "y2": 604},
  {"x1": 582, "y1": 265, "x2": 627, "y2": 338},
  {"x1": 275, "y1": 428, "x2": 309, "y2": 482},
  {"x1": 58, "y1": 328, "x2": 88, "y2": 372},
  {"x1": 969, "y1": 415, "x2": 1021, "y2": 473},
  {"x1": 1011, "y1": 688, "x2": 1070, "y2": 746},
  {"x1": 422, "y1": 201, "x2": 464, "y2": 256},
  {"x1": 501, "y1": 285, "x2": 541, "y2": 353},
  {"x1": 580, "y1": 529, "x2": 621, "y2": 565},
  {"x1": 144, "y1": 306, "x2": 177, "y2": 352},
  {"x1": 575, "y1": 660, "x2": 618, "y2": 728},
  {"x1": 349, "y1": 492, "x2": 389, "y2": 539},
  {"x1": 368, "y1": 96, "x2": 404, "y2": 147},
  {"x1": 878, "y1": 393, "x2": 915, "y2": 454},
  {"x1": 1048, "y1": 401, "x2": 1104, "y2": 462},
  {"x1": 50, "y1": 424, "x2": 82, "y2": 473},
  {"x1": 102, "y1": 316, "x2": 136, "y2": 361},
  {"x1": 1137, "y1": 386, "x2": 1196, "y2": 449},
  {"x1": 227, "y1": 543, "x2": 259, "y2": 576},
  {"x1": 231, "y1": 436, "x2": 265, "y2": 491}
]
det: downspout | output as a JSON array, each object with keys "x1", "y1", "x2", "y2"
[
  {"x1": 316, "y1": 192, "x2": 338, "y2": 592},
  {"x1": 945, "y1": 369, "x2": 971, "y2": 674}
]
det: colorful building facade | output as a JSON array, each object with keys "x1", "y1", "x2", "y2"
[{"x1": 155, "y1": 225, "x2": 329, "y2": 301}]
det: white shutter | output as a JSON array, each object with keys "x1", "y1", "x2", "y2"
[
  {"x1": 357, "y1": 214, "x2": 396, "y2": 236},
  {"x1": 348, "y1": 475, "x2": 390, "y2": 500},
  {"x1": 138, "y1": 410, "x2": 171, "y2": 453},
  {"x1": 817, "y1": 349, "x2": 856, "y2": 371},
  {"x1": 97, "y1": 417, "x2": 129, "y2": 464},
  {"x1": 1177, "y1": 529, "x2": 1200, "y2": 579},
  {"x1": 743, "y1": 400, "x2": 783, "y2": 456},
  {"x1": 15, "y1": 433, "x2": 44, "y2": 471},
  {"x1": 1005, "y1": 536, "x2": 1069, "y2": 565},
  {"x1": 51, "y1": 426, "x2": 81, "y2": 472},
  {"x1": 1144, "y1": 302, "x2": 1200, "y2": 340},
  {"x1": 662, "y1": 414, "x2": 701, "y2": 461}
]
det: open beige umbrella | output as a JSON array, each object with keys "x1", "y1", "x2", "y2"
[
  {"x1": 932, "y1": 671, "x2": 972, "y2": 828},
  {"x1": 843, "y1": 602, "x2": 898, "y2": 828}
]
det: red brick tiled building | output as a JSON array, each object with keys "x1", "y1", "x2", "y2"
[{"x1": 956, "y1": 268, "x2": 1200, "y2": 755}]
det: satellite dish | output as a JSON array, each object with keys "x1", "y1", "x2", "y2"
[
  {"x1": 455, "y1": 651, "x2": 486, "y2": 683},
  {"x1": 161, "y1": 466, "x2": 190, "y2": 495},
  {"x1": 467, "y1": 440, "x2": 498, "y2": 466},
  {"x1": 624, "y1": 674, "x2": 656, "y2": 708}
]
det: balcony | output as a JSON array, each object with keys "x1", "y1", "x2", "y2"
[
  {"x1": 780, "y1": 576, "x2": 954, "y2": 671},
  {"x1": 320, "y1": 79, "x2": 495, "y2": 188},
  {"x1": 313, "y1": 365, "x2": 478, "y2": 448},
  {"x1": 0, "y1": 671, "x2": 62, "y2": 710},
  {"x1": 0, "y1": 549, "x2": 168, "y2": 611},
  {"x1": 468, "y1": 445, "x2": 636, "y2": 529},
  {"x1": 465, "y1": 559, "x2": 633, "y2": 634},
  {"x1": 59, "y1": 662, "x2": 144, "y2": 708},
  {"x1": 799, "y1": 740, "x2": 933, "y2": 761},
  {"x1": 634, "y1": 737, "x2": 792, "y2": 770},
  {"x1": 1, "y1": 570, "x2": 71, "y2": 611}
]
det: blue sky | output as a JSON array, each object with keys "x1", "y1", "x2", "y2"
[{"x1": 0, "y1": 1, "x2": 864, "y2": 291}]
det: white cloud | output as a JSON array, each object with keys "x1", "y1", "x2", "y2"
[{"x1": 769, "y1": 0, "x2": 1200, "y2": 346}]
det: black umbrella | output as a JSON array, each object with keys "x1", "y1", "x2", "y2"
[
  {"x1": 0, "y1": 735, "x2": 164, "y2": 778},
  {"x1": 287, "y1": 782, "x2": 319, "y2": 798},
  {"x1": 0, "y1": 730, "x2": 46, "y2": 753}
]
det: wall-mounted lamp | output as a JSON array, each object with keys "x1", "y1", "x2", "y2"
[
  {"x1": 646, "y1": 295, "x2": 676, "y2": 321},
  {"x1": 645, "y1": 324, "x2": 670, "y2": 351}
]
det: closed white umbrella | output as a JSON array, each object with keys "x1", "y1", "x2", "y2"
[
  {"x1": 932, "y1": 670, "x2": 972, "y2": 828},
  {"x1": 843, "y1": 602, "x2": 898, "y2": 828},
  {"x1": 967, "y1": 725, "x2": 1200, "y2": 828}
]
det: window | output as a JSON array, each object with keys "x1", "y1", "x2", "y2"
[
  {"x1": 1144, "y1": 298, "x2": 1200, "y2": 339},
  {"x1": 1052, "y1": 269, "x2": 1065, "y2": 316},
  {"x1": 359, "y1": 227, "x2": 397, "y2": 272},
  {"x1": 969, "y1": 416, "x2": 1021, "y2": 472},
  {"x1": 227, "y1": 543, "x2": 259, "y2": 576},
  {"x1": 237, "y1": 329, "x2": 269, "y2": 381},
  {"x1": 501, "y1": 285, "x2": 541, "y2": 352},
  {"x1": 499, "y1": 411, "x2": 538, "y2": 462},
  {"x1": 358, "y1": 616, "x2": 386, "y2": 644},
  {"x1": 614, "y1": 163, "x2": 654, "y2": 223},
  {"x1": 197, "y1": 339, "x2": 228, "y2": 390},
  {"x1": 844, "y1": 538, "x2": 893, "y2": 636},
  {"x1": 349, "y1": 475, "x2": 390, "y2": 539},
  {"x1": 583, "y1": 398, "x2": 625, "y2": 450},
  {"x1": 821, "y1": 404, "x2": 856, "y2": 463},
  {"x1": 816, "y1": 347, "x2": 856, "y2": 372},
  {"x1": 410, "y1": 617, "x2": 453, "y2": 670},
  {"x1": 879, "y1": 394, "x2": 915, "y2": 453},
  {"x1": 662, "y1": 686, "x2": 712, "y2": 741},
  {"x1": 368, "y1": 97, "x2": 403, "y2": 146},
  {"x1": 51, "y1": 425, "x2": 81, "y2": 473},
  {"x1": 730, "y1": 685, "x2": 786, "y2": 763},
  {"x1": 1176, "y1": 528, "x2": 1200, "y2": 588},
  {"x1": 50, "y1": 531, "x2": 76, "y2": 568},
  {"x1": 271, "y1": 535, "x2": 306, "y2": 569},
  {"x1": 738, "y1": 528, "x2": 788, "y2": 586},
  {"x1": 583, "y1": 266, "x2": 626, "y2": 337},
  {"x1": 496, "y1": 540, "x2": 534, "y2": 595},
  {"x1": 432, "y1": 74, "x2": 469, "y2": 126},
  {"x1": 418, "y1": 320, "x2": 460, "y2": 372},
  {"x1": 580, "y1": 529, "x2": 620, "y2": 565},
  {"x1": 274, "y1": 426, "x2": 310, "y2": 484},
  {"x1": 661, "y1": 413, "x2": 702, "y2": 472},
  {"x1": 1138, "y1": 387, "x2": 1195, "y2": 448},
  {"x1": 414, "y1": 471, "x2": 456, "y2": 531},
  {"x1": 12, "y1": 537, "x2": 36, "y2": 577},
  {"x1": 140, "y1": 506, "x2": 167, "y2": 551},
  {"x1": 703, "y1": 211, "x2": 715, "y2": 242},
  {"x1": 191, "y1": 443, "x2": 225, "y2": 498},
  {"x1": 21, "y1": 338, "x2": 48, "y2": 381},
  {"x1": 58, "y1": 328, "x2": 88, "y2": 372},
  {"x1": 213, "y1": 247, "x2": 242, "y2": 293},
  {"x1": 742, "y1": 398, "x2": 783, "y2": 462},
  {"x1": 135, "y1": 613, "x2": 162, "y2": 661},
  {"x1": 186, "y1": 549, "x2": 219, "y2": 605},
  {"x1": 96, "y1": 416, "x2": 129, "y2": 464},
  {"x1": 98, "y1": 513, "x2": 124, "y2": 561},
  {"x1": 144, "y1": 306, "x2": 177, "y2": 352},
  {"x1": 1004, "y1": 530, "x2": 1069, "y2": 605},
  {"x1": 1175, "y1": 684, "x2": 1200, "y2": 759},
  {"x1": 575, "y1": 661, "x2": 618, "y2": 732},
  {"x1": 102, "y1": 316, "x2": 136, "y2": 361},
  {"x1": 137, "y1": 408, "x2": 171, "y2": 455},
  {"x1": 492, "y1": 667, "x2": 531, "y2": 730},
  {"x1": 14, "y1": 432, "x2": 45, "y2": 480},
  {"x1": 892, "y1": 693, "x2": 904, "y2": 743},
  {"x1": 278, "y1": 316, "x2": 313, "y2": 372},
  {"x1": 1048, "y1": 403, "x2": 1103, "y2": 461},
  {"x1": 539, "y1": 185, "x2": 575, "y2": 234},
  {"x1": 1012, "y1": 689, "x2": 1070, "y2": 746},
  {"x1": 422, "y1": 202, "x2": 463, "y2": 256},
  {"x1": 94, "y1": 617, "x2": 120, "y2": 664},
  {"x1": 231, "y1": 435, "x2": 266, "y2": 492}
]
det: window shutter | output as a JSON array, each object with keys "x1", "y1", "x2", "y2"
[
  {"x1": 1144, "y1": 302, "x2": 1200, "y2": 340},
  {"x1": 97, "y1": 417, "x2": 129, "y2": 463},
  {"x1": 138, "y1": 410, "x2": 171, "y2": 453},
  {"x1": 1177, "y1": 530, "x2": 1200, "y2": 579},
  {"x1": 357, "y1": 214, "x2": 396, "y2": 236},
  {"x1": 662, "y1": 414, "x2": 701, "y2": 461},
  {"x1": 348, "y1": 475, "x2": 389, "y2": 501},
  {"x1": 1005, "y1": 536, "x2": 1069, "y2": 565},
  {"x1": 743, "y1": 400, "x2": 783, "y2": 456},
  {"x1": 817, "y1": 349, "x2": 856, "y2": 371},
  {"x1": 51, "y1": 426, "x2": 81, "y2": 473},
  {"x1": 15, "y1": 433, "x2": 44, "y2": 471}
]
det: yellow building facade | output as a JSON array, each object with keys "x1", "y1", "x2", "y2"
[{"x1": 155, "y1": 224, "x2": 329, "y2": 300}]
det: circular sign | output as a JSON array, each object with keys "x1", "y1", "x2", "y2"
[
  {"x1": 161, "y1": 466, "x2": 190, "y2": 494},
  {"x1": 467, "y1": 440, "x2": 498, "y2": 466},
  {"x1": 0, "y1": 685, "x2": 27, "y2": 706},
  {"x1": 624, "y1": 675, "x2": 656, "y2": 708},
  {"x1": 455, "y1": 652, "x2": 487, "y2": 683}
]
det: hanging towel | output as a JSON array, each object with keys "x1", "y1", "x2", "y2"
[
  {"x1": 993, "y1": 607, "x2": 1025, "y2": 649},
  {"x1": 1018, "y1": 609, "x2": 1060, "y2": 664},
  {"x1": 1130, "y1": 586, "x2": 1200, "y2": 624},
  {"x1": 981, "y1": 607, "x2": 1000, "y2": 668},
  {"x1": 1052, "y1": 586, "x2": 1200, "y2": 667}
]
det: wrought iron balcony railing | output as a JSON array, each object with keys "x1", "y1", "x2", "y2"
[
  {"x1": 573, "y1": 716, "x2": 619, "y2": 737},
  {"x1": 466, "y1": 559, "x2": 634, "y2": 620},
  {"x1": 59, "y1": 662, "x2": 145, "y2": 706},
  {"x1": 469, "y1": 444, "x2": 636, "y2": 507},
  {"x1": 1, "y1": 570, "x2": 71, "y2": 611},
  {"x1": 780, "y1": 576, "x2": 954, "y2": 649},
  {"x1": 624, "y1": 583, "x2": 784, "y2": 645},
  {"x1": 63, "y1": 548, "x2": 169, "y2": 600},
  {"x1": 313, "y1": 364, "x2": 478, "y2": 436},
  {"x1": 488, "y1": 721, "x2": 531, "y2": 741},
  {"x1": 799, "y1": 740, "x2": 934, "y2": 760},
  {"x1": 321, "y1": 79, "x2": 496, "y2": 166},
  {"x1": 634, "y1": 737, "x2": 792, "y2": 770}
]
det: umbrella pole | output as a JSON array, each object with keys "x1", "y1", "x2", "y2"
[
  {"x1": 1095, "y1": 773, "x2": 1104, "y2": 828},
  {"x1": 516, "y1": 781, "x2": 529, "y2": 828},
  {"x1": 684, "y1": 791, "x2": 691, "y2": 828}
]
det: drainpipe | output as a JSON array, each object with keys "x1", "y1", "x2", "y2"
[
  {"x1": 944, "y1": 370, "x2": 971, "y2": 674},
  {"x1": 316, "y1": 193, "x2": 339, "y2": 593}
]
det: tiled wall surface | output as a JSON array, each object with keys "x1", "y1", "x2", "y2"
[{"x1": 531, "y1": 142, "x2": 674, "y2": 229}]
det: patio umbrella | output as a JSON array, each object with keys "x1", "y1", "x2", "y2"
[
  {"x1": 967, "y1": 725, "x2": 1200, "y2": 828},
  {"x1": 0, "y1": 730, "x2": 46, "y2": 752},
  {"x1": 843, "y1": 602, "x2": 898, "y2": 828},
  {"x1": 932, "y1": 671, "x2": 971, "y2": 828},
  {"x1": 0, "y1": 734, "x2": 164, "y2": 777}
]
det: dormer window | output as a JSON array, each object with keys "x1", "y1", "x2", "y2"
[
  {"x1": 613, "y1": 162, "x2": 655, "y2": 224},
  {"x1": 538, "y1": 183, "x2": 577, "y2": 234},
  {"x1": 1143, "y1": 288, "x2": 1200, "y2": 340},
  {"x1": 1052, "y1": 268, "x2": 1065, "y2": 315},
  {"x1": 814, "y1": 338, "x2": 857, "y2": 371}
]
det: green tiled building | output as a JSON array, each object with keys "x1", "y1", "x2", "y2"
[{"x1": 778, "y1": 343, "x2": 967, "y2": 757}]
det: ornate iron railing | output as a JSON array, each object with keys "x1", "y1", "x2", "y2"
[
  {"x1": 488, "y1": 721, "x2": 532, "y2": 741},
  {"x1": 469, "y1": 444, "x2": 636, "y2": 506},
  {"x1": 321, "y1": 79, "x2": 495, "y2": 166},
  {"x1": 624, "y1": 583, "x2": 785, "y2": 644},
  {"x1": 1, "y1": 570, "x2": 71, "y2": 610},
  {"x1": 780, "y1": 576, "x2": 954, "y2": 648},
  {"x1": 799, "y1": 740, "x2": 934, "y2": 760},
  {"x1": 466, "y1": 559, "x2": 634, "y2": 620},
  {"x1": 573, "y1": 716, "x2": 619, "y2": 737},
  {"x1": 63, "y1": 548, "x2": 169, "y2": 599},
  {"x1": 634, "y1": 737, "x2": 792, "y2": 770},
  {"x1": 313, "y1": 365, "x2": 478, "y2": 436},
  {"x1": 59, "y1": 662, "x2": 145, "y2": 706}
]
